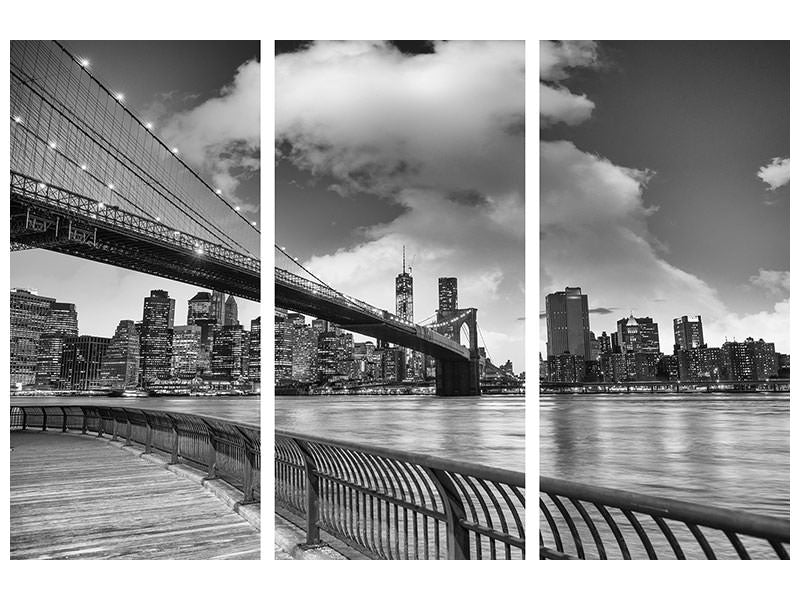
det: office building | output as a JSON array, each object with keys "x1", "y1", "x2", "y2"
[
  {"x1": 140, "y1": 290, "x2": 175, "y2": 384},
  {"x1": 673, "y1": 315, "x2": 704, "y2": 351},
  {"x1": 211, "y1": 324, "x2": 244, "y2": 380},
  {"x1": 60, "y1": 335, "x2": 110, "y2": 390},
  {"x1": 10, "y1": 288, "x2": 56, "y2": 387},
  {"x1": 616, "y1": 315, "x2": 660, "y2": 354},
  {"x1": 99, "y1": 320, "x2": 140, "y2": 389},
  {"x1": 545, "y1": 287, "x2": 591, "y2": 359},
  {"x1": 438, "y1": 277, "x2": 458, "y2": 312},
  {"x1": 224, "y1": 295, "x2": 239, "y2": 326},
  {"x1": 172, "y1": 325, "x2": 202, "y2": 378}
]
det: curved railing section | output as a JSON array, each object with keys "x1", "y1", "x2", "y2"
[
  {"x1": 10, "y1": 406, "x2": 260, "y2": 503},
  {"x1": 276, "y1": 430, "x2": 525, "y2": 560},
  {"x1": 540, "y1": 476, "x2": 789, "y2": 560}
]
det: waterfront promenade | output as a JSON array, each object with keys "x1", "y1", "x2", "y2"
[{"x1": 11, "y1": 431, "x2": 260, "y2": 559}]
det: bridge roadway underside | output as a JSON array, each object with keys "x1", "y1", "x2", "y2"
[
  {"x1": 10, "y1": 431, "x2": 260, "y2": 559},
  {"x1": 11, "y1": 194, "x2": 260, "y2": 302}
]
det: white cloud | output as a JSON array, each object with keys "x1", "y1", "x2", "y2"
[
  {"x1": 540, "y1": 41, "x2": 598, "y2": 82},
  {"x1": 159, "y1": 59, "x2": 260, "y2": 213},
  {"x1": 540, "y1": 84, "x2": 595, "y2": 127},
  {"x1": 540, "y1": 140, "x2": 790, "y2": 353},
  {"x1": 749, "y1": 269, "x2": 790, "y2": 295},
  {"x1": 277, "y1": 41, "x2": 525, "y2": 366},
  {"x1": 540, "y1": 41, "x2": 598, "y2": 128},
  {"x1": 757, "y1": 157, "x2": 790, "y2": 191}
]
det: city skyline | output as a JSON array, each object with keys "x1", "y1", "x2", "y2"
[
  {"x1": 276, "y1": 41, "x2": 525, "y2": 370},
  {"x1": 10, "y1": 40, "x2": 261, "y2": 338},
  {"x1": 540, "y1": 41, "x2": 790, "y2": 354}
]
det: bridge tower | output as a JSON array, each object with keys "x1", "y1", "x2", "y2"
[{"x1": 435, "y1": 307, "x2": 481, "y2": 396}]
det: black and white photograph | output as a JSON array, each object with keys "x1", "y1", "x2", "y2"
[
  {"x1": 274, "y1": 40, "x2": 525, "y2": 559},
  {"x1": 539, "y1": 40, "x2": 789, "y2": 559},
  {"x1": 9, "y1": 40, "x2": 261, "y2": 559}
]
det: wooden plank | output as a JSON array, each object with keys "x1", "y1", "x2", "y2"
[{"x1": 10, "y1": 431, "x2": 260, "y2": 560}]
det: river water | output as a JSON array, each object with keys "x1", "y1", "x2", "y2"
[
  {"x1": 276, "y1": 395, "x2": 526, "y2": 472},
  {"x1": 540, "y1": 393, "x2": 789, "y2": 519},
  {"x1": 10, "y1": 395, "x2": 260, "y2": 427}
]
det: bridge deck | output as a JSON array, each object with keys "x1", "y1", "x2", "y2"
[{"x1": 10, "y1": 431, "x2": 260, "y2": 559}]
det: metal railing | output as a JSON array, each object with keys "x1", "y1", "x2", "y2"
[
  {"x1": 276, "y1": 430, "x2": 525, "y2": 559},
  {"x1": 540, "y1": 476, "x2": 789, "y2": 560},
  {"x1": 10, "y1": 406, "x2": 260, "y2": 503}
]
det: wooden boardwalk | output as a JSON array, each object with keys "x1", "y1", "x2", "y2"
[{"x1": 10, "y1": 431, "x2": 260, "y2": 560}]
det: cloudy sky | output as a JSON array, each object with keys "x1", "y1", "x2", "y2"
[
  {"x1": 541, "y1": 41, "x2": 789, "y2": 354},
  {"x1": 11, "y1": 40, "x2": 261, "y2": 334},
  {"x1": 276, "y1": 41, "x2": 525, "y2": 371}
]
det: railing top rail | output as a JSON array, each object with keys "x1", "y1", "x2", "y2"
[
  {"x1": 11, "y1": 405, "x2": 260, "y2": 433},
  {"x1": 278, "y1": 428, "x2": 524, "y2": 488},
  {"x1": 541, "y1": 476, "x2": 788, "y2": 542}
]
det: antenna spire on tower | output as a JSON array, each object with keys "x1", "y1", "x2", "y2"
[{"x1": 402, "y1": 245, "x2": 406, "y2": 274}]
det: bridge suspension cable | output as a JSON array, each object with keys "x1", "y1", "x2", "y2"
[
  {"x1": 52, "y1": 42, "x2": 260, "y2": 238},
  {"x1": 10, "y1": 40, "x2": 259, "y2": 260}
]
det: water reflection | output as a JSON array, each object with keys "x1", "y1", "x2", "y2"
[
  {"x1": 540, "y1": 394, "x2": 789, "y2": 518},
  {"x1": 276, "y1": 395, "x2": 525, "y2": 472}
]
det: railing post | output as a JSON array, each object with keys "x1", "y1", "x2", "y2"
[
  {"x1": 235, "y1": 425, "x2": 256, "y2": 503},
  {"x1": 60, "y1": 407, "x2": 67, "y2": 432},
  {"x1": 143, "y1": 413, "x2": 153, "y2": 454},
  {"x1": 97, "y1": 410, "x2": 105, "y2": 438},
  {"x1": 167, "y1": 415, "x2": 180, "y2": 465},
  {"x1": 41, "y1": 408, "x2": 47, "y2": 431},
  {"x1": 201, "y1": 419, "x2": 217, "y2": 480},
  {"x1": 123, "y1": 410, "x2": 132, "y2": 446},
  {"x1": 425, "y1": 467, "x2": 470, "y2": 559},
  {"x1": 21, "y1": 407, "x2": 27, "y2": 431},
  {"x1": 81, "y1": 408, "x2": 87, "y2": 434},
  {"x1": 294, "y1": 438, "x2": 321, "y2": 546}
]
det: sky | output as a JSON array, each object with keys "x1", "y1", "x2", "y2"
[
  {"x1": 10, "y1": 40, "x2": 261, "y2": 334},
  {"x1": 540, "y1": 41, "x2": 790, "y2": 354},
  {"x1": 276, "y1": 41, "x2": 525, "y2": 371}
]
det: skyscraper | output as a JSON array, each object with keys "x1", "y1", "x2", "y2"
[
  {"x1": 545, "y1": 287, "x2": 591, "y2": 359},
  {"x1": 616, "y1": 315, "x2": 660, "y2": 354},
  {"x1": 275, "y1": 308, "x2": 293, "y2": 381},
  {"x1": 10, "y1": 288, "x2": 55, "y2": 387},
  {"x1": 224, "y1": 295, "x2": 239, "y2": 326},
  {"x1": 211, "y1": 324, "x2": 244, "y2": 380},
  {"x1": 35, "y1": 301, "x2": 78, "y2": 389},
  {"x1": 60, "y1": 335, "x2": 110, "y2": 390},
  {"x1": 395, "y1": 247, "x2": 417, "y2": 380},
  {"x1": 187, "y1": 291, "x2": 212, "y2": 325},
  {"x1": 249, "y1": 316, "x2": 261, "y2": 384},
  {"x1": 140, "y1": 290, "x2": 175, "y2": 384},
  {"x1": 99, "y1": 320, "x2": 140, "y2": 390},
  {"x1": 172, "y1": 325, "x2": 202, "y2": 378},
  {"x1": 438, "y1": 277, "x2": 458, "y2": 312},
  {"x1": 674, "y1": 315, "x2": 704, "y2": 351},
  {"x1": 210, "y1": 290, "x2": 225, "y2": 325}
]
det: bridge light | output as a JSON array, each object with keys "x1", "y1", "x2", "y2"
[
  {"x1": 79, "y1": 58, "x2": 90, "y2": 68},
  {"x1": 235, "y1": 206, "x2": 241, "y2": 211},
  {"x1": 145, "y1": 122, "x2": 153, "y2": 130},
  {"x1": 251, "y1": 221, "x2": 257, "y2": 226},
  {"x1": 49, "y1": 141, "x2": 56, "y2": 149},
  {"x1": 155, "y1": 216, "x2": 161, "y2": 222},
  {"x1": 195, "y1": 246, "x2": 204, "y2": 255},
  {"x1": 171, "y1": 147, "x2": 179, "y2": 154},
  {"x1": 108, "y1": 183, "x2": 114, "y2": 190},
  {"x1": 115, "y1": 93, "x2": 124, "y2": 102},
  {"x1": 13, "y1": 116, "x2": 22, "y2": 123},
  {"x1": 98, "y1": 202, "x2": 105, "y2": 209},
  {"x1": 215, "y1": 189, "x2": 222, "y2": 195},
  {"x1": 80, "y1": 163, "x2": 87, "y2": 171},
  {"x1": 174, "y1": 230, "x2": 180, "y2": 236}
]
